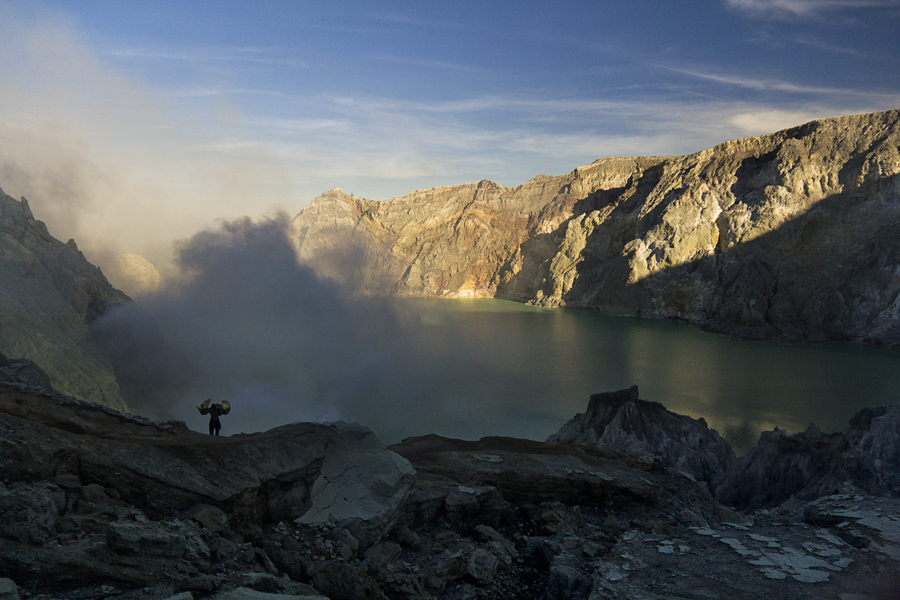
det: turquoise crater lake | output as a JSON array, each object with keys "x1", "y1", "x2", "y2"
[{"x1": 387, "y1": 298, "x2": 900, "y2": 454}]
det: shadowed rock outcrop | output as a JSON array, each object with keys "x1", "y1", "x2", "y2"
[
  {"x1": 547, "y1": 385, "x2": 735, "y2": 488},
  {"x1": 0, "y1": 388, "x2": 415, "y2": 539},
  {"x1": 291, "y1": 108, "x2": 900, "y2": 345},
  {"x1": 714, "y1": 404, "x2": 900, "y2": 510},
  {"x1": 548, "y1": 384, "x2": 900, "y2": 513},
  {"x1": 0, "y1": 188, "x2": 128, "y2": 408}
]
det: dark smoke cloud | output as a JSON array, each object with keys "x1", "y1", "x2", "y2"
[{"x1": 92, "y1": 215, "x2": 490, "y2": 441}]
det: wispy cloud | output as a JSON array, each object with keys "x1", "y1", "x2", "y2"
[
  {"x1": 727, "y1": 0, "x2": 900, "y2": 17},
  {"x1": 372, "y1": 54, "x2": 494, "y2": 75},
  {"x1": 661, "y1": 65, "x2": 900, "y2": 99},
  {"x1": 108, "y1": 46, "x2": 306, "y2": 69}
]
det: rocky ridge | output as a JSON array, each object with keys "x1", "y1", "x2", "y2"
[
  {"x1": 291, "y1": 108, "x2": 900, "y2": 345},
  {"x1": 0, "y1": 188, "x2": 128, "y2": 408},
  {"x1": 2, "y1": 368, "x2": 898, "y2": 600},
  {"x1": 549, "y1": 386, "x2": 900, "y2": 511},
  {"x1": 0, "y1": 366, "x2": 414, "y2": 599}
]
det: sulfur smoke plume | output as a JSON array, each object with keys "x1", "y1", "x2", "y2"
[{"x1": 91, "y1": 215, "x2": 499, "y2": 441}]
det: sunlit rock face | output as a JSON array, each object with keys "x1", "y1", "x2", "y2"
[
  {"x1": 0, "y1": 188, "x2": 128, "y2": 409},
  {"x1": 103, "y1": 253, "x2": 161, "y2": 297},
  {"x1": 291, "y1": 108, "x2": 900, "y2": 345}
]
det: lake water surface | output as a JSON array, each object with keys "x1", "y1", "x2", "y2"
[{"x1": 391, "y1": 298, "x2": 900, "y2": 453}]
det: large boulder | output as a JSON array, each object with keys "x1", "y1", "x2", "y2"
[
  {"x1": 547, "y1": 385, "x2": 735, "y2": 488},
  {"x1": 297, "y1": 422, "x2": 417, "y2": 549}
]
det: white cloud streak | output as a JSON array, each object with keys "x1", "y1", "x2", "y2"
[
  {"x1": 108, "y1": 46, "x2": 306, "y2": 68},
  {"x1": 660, "y1": 65, "x2": 898, "y2": 98},
  {"x1": 727, "y1": 0, "x2": 900, "y2": 17}
]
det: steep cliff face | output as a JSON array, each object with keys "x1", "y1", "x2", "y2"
[
  {"x1": 290, "y1": 109, "x2": 900, "y2": 344},
  {"x1": 0, "y1": 188, "x2": 128, "y2": 409}
]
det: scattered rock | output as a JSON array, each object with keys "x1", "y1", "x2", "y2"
[
  {"x1": 191, "y1": 505, "x2": 230, "y2": 534},
  {"x1": 364, "y1": 541, "x2": 402, "y2": 568}
]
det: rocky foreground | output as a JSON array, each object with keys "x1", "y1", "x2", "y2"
[
  {"x1": 2, "y1": 363, "x2": 899, "y2": 600},
  {"x1": 292, "y1": 108, "x2": 900, "y2": 346}
]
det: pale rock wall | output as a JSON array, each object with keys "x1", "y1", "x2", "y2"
[{"x1": 290, "y1": 109, "x2": 900, "y2": 344}]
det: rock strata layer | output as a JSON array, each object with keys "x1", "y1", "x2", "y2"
[
  {"x1": 0, "y1": 188, "x2": 128, "y2": 408},
  {"x1": 291, "y1": 108, "x2": 900, "y2": 345}
]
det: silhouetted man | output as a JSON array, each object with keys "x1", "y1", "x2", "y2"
[{"x1": 197, "y1": 398, "x2": 230, "y2": 435}]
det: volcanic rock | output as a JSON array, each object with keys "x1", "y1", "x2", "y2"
[
  {"x1": 0, "y1": 188, "x2": 128, "y2": 408},
  {"x1": 0, "y1": 579, "x2": 19, "y2": 600},
  {"x1": 714, "y1": 404, "x2": 900, "y2": 510},
  {"x1": 0, "y1": 383, "x2": 414, "y2": 596},
  {"x1": 291, "y1": 108, "x2": 900, "y2": 345},
  {"x1": 3, "y1": 382, "x2": 900, "y2": 599},
  {"x1": 547, "y1": 385, "x2": 735, "y2": 488}
]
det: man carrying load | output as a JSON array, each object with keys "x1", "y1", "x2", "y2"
[{"x1": 197, "y1": 398, "x2": 230, "y2": 435}]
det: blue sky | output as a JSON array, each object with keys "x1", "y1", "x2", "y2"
[{"x1": 1, "y1": 0, "x2": 899, "y2": 268}]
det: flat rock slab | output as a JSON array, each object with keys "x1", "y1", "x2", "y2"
[{"x1": 390, "y1": 433, "x2": 723, "y2": 525}]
